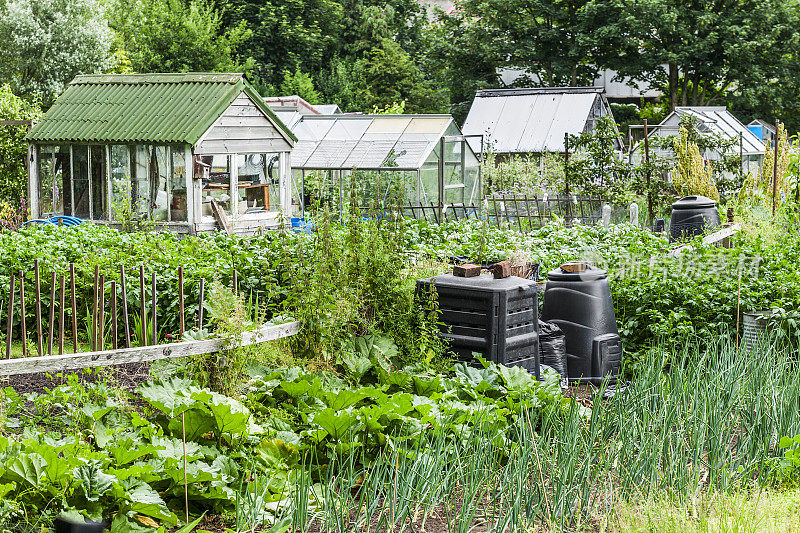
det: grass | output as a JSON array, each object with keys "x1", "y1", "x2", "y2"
[
  {"x1": 605, "y1": 489, "x2": 800, "y2": 533},
  {"x1": 257, "y1": 334, "x2": 800, "y2": 532}
]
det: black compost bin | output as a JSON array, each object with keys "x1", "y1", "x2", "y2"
[
  {"x1": 669, "y1": 195, "x2": 720, "y2": 242},
  {"x1": 416, "y1": 274, "x2": 539, "y2": 377},
  {"x1": 540, "y1": 265, "x2": 621, "y2": 383}
]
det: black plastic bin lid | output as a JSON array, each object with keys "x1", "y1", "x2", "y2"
[
  {"x1": 547, "y1": 264, "x2": 608, "y2": 281},
  {"x1": 671, "y1": 195, "x2": 717, "y2": 210},
  {"x1": 420, "y1": 274, "x2": 535, "y2": 292}
]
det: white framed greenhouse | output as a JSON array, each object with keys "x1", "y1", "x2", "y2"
[{"x1": 288, "y1": 114, "x2": 481, "y2": 219}]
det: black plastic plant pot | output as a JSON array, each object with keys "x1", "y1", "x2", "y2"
[{"x1": 669, "y1": 195, "x2": 721, "y2": 242}]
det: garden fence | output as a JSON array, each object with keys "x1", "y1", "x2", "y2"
[{"x1": 361, "y1": 194, "x2": 608, "y2": 230}]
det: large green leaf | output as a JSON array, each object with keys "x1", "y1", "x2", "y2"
[
  {"x1": 4, "y1": 452, "x2": 46, "y2": 489},
  {"x1": 191, "y1": 389, "x2": 251, "y2": 441},
  {"x1": 73, "y1": 460, "x2": 116, "y2": 503},
  {"x1": 137, "y1": 377, "x2": 196, "y2": 416},
  {"x1": 120, "y1": 480, "x2": 177, "y2": 524},
  {"x1": 166, "y1": 409, "x2": 215, "y2": 442},
  {"x1": 312, "y1": 408, "x2": 358, "y2": 441},
  {"x1": 108, "y1": 437, "x2": 159, "y2": 467}
]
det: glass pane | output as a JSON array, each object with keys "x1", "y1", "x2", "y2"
[
  {"x1": 151, "y1": 146, "x2": 168, "y2": 221},
  {"x1": 237, "y1": 153, "x2": 275, "y2": 214},
  {"x1": 133, "y1": 145, "x2": 149, "y2": 216},
  {"x1": 111, "y1": 145, "x2": 131, "y2": 221},
  {"x1": 202, "y1": 155, "x2": 232, "y2": 216},
  {"x1": 38, "y1": 146, "x2": 54, "y2": 217},
  {"x1": 72, "y1": 145, "x2": 90, "y2": 219},
  {"x1": 170, "y1": 147, "x2": 187, "y2": 222},
  {"x1": 290, "y1": 168, "x2": 303, "y2": 216},
  {"x1": 90, "y1": 146, "x2": 107, "y2": 220},
  {"x1": 55, "y1": 146, "x2": 71, "y2": 216}
]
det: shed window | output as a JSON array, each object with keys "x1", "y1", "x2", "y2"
[
  {"x1": 202, "y1": 155, "x2": 233, "y2": 216},
  {"x1": 90, "y1": 146, "x2": 107, "y2": 220},
  {"x1": 236, "y1": 153, "x2": 280, "y2": 213},
  {"x1": 72, "y1": 145, "x2": 90, "y2": 218},
  {"x1": 37, "y1": 145, "x2": 71, "y2": 218},
  {"x1": 130, "y1": 144, "x2": 185, "y2": 221}
]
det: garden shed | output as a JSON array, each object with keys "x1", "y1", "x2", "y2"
[
  {"x1": 640, "y1": 107, "x2": 765, "y2": 174},
  {"x1": 288, "y1": 114, "x2": 481, "y2": 219},
  {"x1": 26, "y1": 73, "x2": 297, "y2": 235},
  {"x1": 461, "y1": 87, "x2": 620, "y2": 157}
]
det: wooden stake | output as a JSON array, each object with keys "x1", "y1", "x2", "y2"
[
  {"x1": 151, "y1": 273, "x2": 157, "y2": 345},
  {"x1": 34, "y1": 260, "x2": 42, "y2": 356},
  {"x1": 98, "y1": 275, "x2": 105, "y2": 352},
  {"x1": 58, "y1": 275, "x2": 65, "y2": 355},
  {"x1": 111, "y1": 280, "x2": 118, "y2": 350},
  {"x1": 92, "y1": 265, "x2": 99, "y2": 351},
  {"x1": 18, "y1": 271, "x2": 27, "y2": 357},
  {"x1": 139, "y1": 266, "x2": 147, "y2": 346},
  {"x1": 178, "y1": 266, "x2": 185, "y2": 337},
  {"x1": 772, "y1": 118, "x2": 779, "y2": 216},
  {"x1": 736, "y1": 269, "x2": 743, "y2": 350},
  {"x1": 182, "y1": 411, "x2": 189, "y2": 524},
  {"x1": 198, "y1": 278, "x2": 205, "y2": 330},
  {"x1": 47, "y1": 272, "x2": 56, "y2": 356},
  {"x1": 120, "y1": 267, "x2": 131, "y2": 349},
  {"x1": 233, "y1": 269, "x2": 238, "y2": 294},
  {"x1": 70, "y1": 264, "x2": 77, "y2": 354},
  {"x1": 6, "y1": 275, "x2": 15, "y2": 359}
]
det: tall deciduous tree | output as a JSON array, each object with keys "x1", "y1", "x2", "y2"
[
  {"x1": 0, "y1": 85, "x2": 40, "y2": 204},
  {"x1": 0, "y1": 0, "x2": 114, "y2": 105},
  {"x1": 109, "y1": 0, "x2": 252, "y2": 74},
  {"x1": 586, "y1": 0, "x2": 800, "y2": 111}
]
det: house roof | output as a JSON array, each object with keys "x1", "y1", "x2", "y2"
[
  {"x1": 462, "y1": 87, "x2": 608, "y2": 154},
  {"x1": 289, "y1": 114, "x2": 465, "y2": 170},
  {"x1": 27, "y1": 73, "x2": 296, "y2": 145},
  {"x1": 654, "y1": 107, "x2": 765, "y2": 155}
]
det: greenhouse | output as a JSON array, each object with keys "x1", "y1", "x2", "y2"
[{"x1": 288, "y1": 114, "x2": 481, "y2": 219}]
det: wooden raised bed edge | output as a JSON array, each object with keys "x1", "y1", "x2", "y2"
[{"x1": 0, "y1": 321, "x2": 302, "y2": 377}]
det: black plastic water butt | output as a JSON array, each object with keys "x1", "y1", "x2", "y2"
[
  {"x1": 669, "y1": 195, "x2": 720, "y2": 242},
  {"x1": 540, "y1": 265, "x2": 621, "y2": 383},
  {"x1": 416, "y1": 274, "x2": 539, "y2": 377}
]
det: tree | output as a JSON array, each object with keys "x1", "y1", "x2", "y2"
[
  {"x1": 587, "y1": 0, "x2": 800, "y2": 112},
  {"x1": 0, "y1": 0, "x2": 114, "y2": 105},
  {"x1": 277, "y1": 68, "x2": 322, "y2": 104},
  {"x1": 219, "y1": 0, "x2": 343, "y2": 86},
  {"x1": 109, "y1": 0, "x2": 252, "y2": 74},
  {"x1": 355, "y1": 39, "x2": 446, "y2": 113},
  {"x1": 0, "y1": 85, "x2": 40, "y2": 205}
]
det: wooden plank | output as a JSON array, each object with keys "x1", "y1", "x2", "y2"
[
  {"x1": 210, "y1": 199, "x2": 233, "y2": 235},
  {"x1": 0, "y1": 321, "x2": 301, "y2": 376},
  {"x1": 668, "y1": 224, "x2": 741, "y2": 257}
]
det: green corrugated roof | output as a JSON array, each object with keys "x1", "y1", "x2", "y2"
[{"x1": 26, "y1": 73, "x2": 296, "y2": 145}]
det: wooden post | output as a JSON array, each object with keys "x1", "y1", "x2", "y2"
[
  {"x1": 58, "y1": 275, "x2": 65, "y2": 355},
  {"x1": 198, "y1": 278, "x2": 205, "y2": 330},
  {"x1": 139, "y1": 266, "x2": 147, "y2": 347},
  {"x1": 6, "y1": 275, "x2": 15, "y2": 359},
  {"x1": 178, "y1": 267, "x2": 185, "y2": 337},
  {"x1": 92, "y1": 265, "x2": 99, "y2": 351},
  {"x1": 111, "y1": 280, "x2": 118, "y2": 350},
  {"x1": 151, "y1": 273, "x2": 157, "y2": 345},
  {"x1": 644, "y1": 119, "x2": 652, "y2": 224},
  {"x1": 233, "y1": 269, "x2": 238, "y2": 294},
  {"x1": 47, "y1": 272, "x2": 56, "y2": 356},
  {"x1": 98, "y1": 275, "x2": 105, "y2": 352},
  {"x1": 772, "y1": 119, "x2": 779, "y2": 216},
  {"x1": 34, "y1": 260, "x2": 43, "y2": 356},
  {"x1": 18, "y1": 271, "x2": 27, "y2": 357},
  {"x1": 120, "y1": 266, "x2": 131, "y2": 349},
  {"x1": 564, "y1": 133, "x2": 571, "y2": 224},
  {"x1": 70, "y1": 264, "x2": 77, "y2": 354}
]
